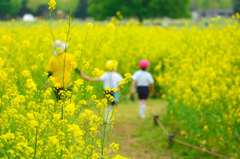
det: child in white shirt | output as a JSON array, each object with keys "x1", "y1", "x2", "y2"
[
  {"x1": 81, "y1": 60, "x2": 123, "y2": 123},
  {"x1": 131, "y1": 59, "x2": 155, "y2": 118}
]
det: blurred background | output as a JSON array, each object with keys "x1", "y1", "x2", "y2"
[{"x1": 0, "y1": 0, "x2": 238, "y2": 23}]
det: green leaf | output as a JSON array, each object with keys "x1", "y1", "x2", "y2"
[
  {"x1": 49, "y1": 119, "x2": 54, "y2": 125},
  {"x1": 105, "y1": 125, "x2": 110, "y2": 133},
  {"x1": 69, "y1": 119, "x2": 77, "y2": 123},
  {"x1": 235, "y1": 130, "x2": 240, "y2": 137},
  {"x1": 101, "y1": 139, "x2": 104, "y2": 147}
]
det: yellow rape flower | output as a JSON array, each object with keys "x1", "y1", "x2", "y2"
[
  {"x1": 80, "y1": 100, "x2": 87, "y2": 105},
  {"x1": 92, "y1": 68, "x2": 104, "y2": 76},
  {"x1": 204, "y1": 125, "x2": 209, "y2": 131},
  {"x1": 22, "y1": 70, "x2": 30, "y2": 77},
  {"x1": 26, "y1": 113, "x2": 34, "y2": 120},
  {"x1": 112, "y1": 155, "x2": 129, "y2": 159},
  {"x1": 48, "y1": 0, "x2": 56, "y2": 10},
  {"x1": 22, "y1": 41, "x2": 30, "y2": 48},
  {"x1": 91, "y1": 95, "x2": 97, "y2": 100},
  {"x1": 56, "y1": 47, "x2": 62, "y2": 53},
  {"x1": 87, "y1": 22, "x2": 93, "y2": 29},
  {"x1": 86, "y1": 86, "x2": 94, "y2": 93},
  {"x1": 77, "y1": 44, "x2": 84, "y2": 49},
  {"x1": 107, "y1": 23, "x2": 115, "y2": 31},
  {"x1": 0, "y1": 57, "x2": 4, "y2": 69},
  {"x1": 1, "y1": 35, "x2": 12, "y2": 45},
  {"x1": 83, "y1": 61, "x2": 90, "y2": 69},
  {"x1": 0, "y1": 70, "x2": 7, "y2": 81},
  {"x1": 74, "y1": 79, "x2": 83, "y2": 87},
  {"x1": 109, "y1": 142, "x2": 119, "y2": 153},
  {"x1": 116, "y1": 11, "x2": 121, "y2": 16}
]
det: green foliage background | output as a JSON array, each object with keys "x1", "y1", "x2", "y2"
[
  {"x1": 88, "y1": 0, "x2": 191, "y2": 21},
  {"x1": 233, "y1": 0, "x2": 240, "y2": 13},
  {"x1": 0, "y1": 0, "x2": 23, "y2": 16},
  {"x1": 0, "y1": 0, "x2": 236, "y2": 19},
  {"x1": 27, "y1": 0, "x2": 70, "y2": 12},
  {"x1": 190, "y1": 0, "x2": 232, "y2": 10}
]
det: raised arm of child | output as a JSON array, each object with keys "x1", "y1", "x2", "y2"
[{"x1": 80, "y1": 71, "x2": 102, "y2": 82}]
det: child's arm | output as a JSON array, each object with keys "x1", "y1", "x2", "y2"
[
  {"x1": 149, "y1": 73, "x2": 155, "y2": 94},
  {"x1": 131, "y1": 80, "x2": 136, "y2": 93},
  {"x1": 150, "y1": 83, "x2": 155, "y2": 94},
  {"x1": 90, "y1": 77, "x2": 102, "y2": 82},
  {"x1": 81, "y1": 72, "x2": 102, "y2": 82}
]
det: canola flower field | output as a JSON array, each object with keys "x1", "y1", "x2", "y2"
[
  {"x1": 1, "y1": 3, "x2": 240, "y2": 158},
  {"x1": 0, "y1": 21, "x2": 133, "y2": 158}
]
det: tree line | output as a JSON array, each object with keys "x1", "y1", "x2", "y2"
[
  {"x1": 0, "y1": 0, "x2": 238, "y2": 21},
  {"x1": 190, "y1": 0, "x2": 232, "y2": 10}
]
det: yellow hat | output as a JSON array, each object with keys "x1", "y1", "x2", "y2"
[{"x1": 106, "y1": 60, "x2": 118, "y2": 71}]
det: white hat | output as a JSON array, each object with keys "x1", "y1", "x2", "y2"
[{"x1": 53, "y1": 40, "x2": 68, "y2": 55}]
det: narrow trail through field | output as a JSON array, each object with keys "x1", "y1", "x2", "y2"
[{"x1": 108, "y1": 99, "x2": 171, "y2": 159}]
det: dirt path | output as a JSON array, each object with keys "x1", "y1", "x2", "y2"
[{"x1": 108, "y1": 99, "x2": 171, "y2": 159}]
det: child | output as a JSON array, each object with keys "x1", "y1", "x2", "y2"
[
  {"x1": 81, "y1": 60, "x2": 123, "y2": 123},
  {"x1": 131, "y1": 59, "x2": 155, "y2": 118},
  {"x1": 44, "y1": 40, "x2": 82, "y2": 100}
]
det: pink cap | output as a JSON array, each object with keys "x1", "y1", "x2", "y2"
[{"x1": 139, "y1": 59, "x2": 150, "y2": 69}]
